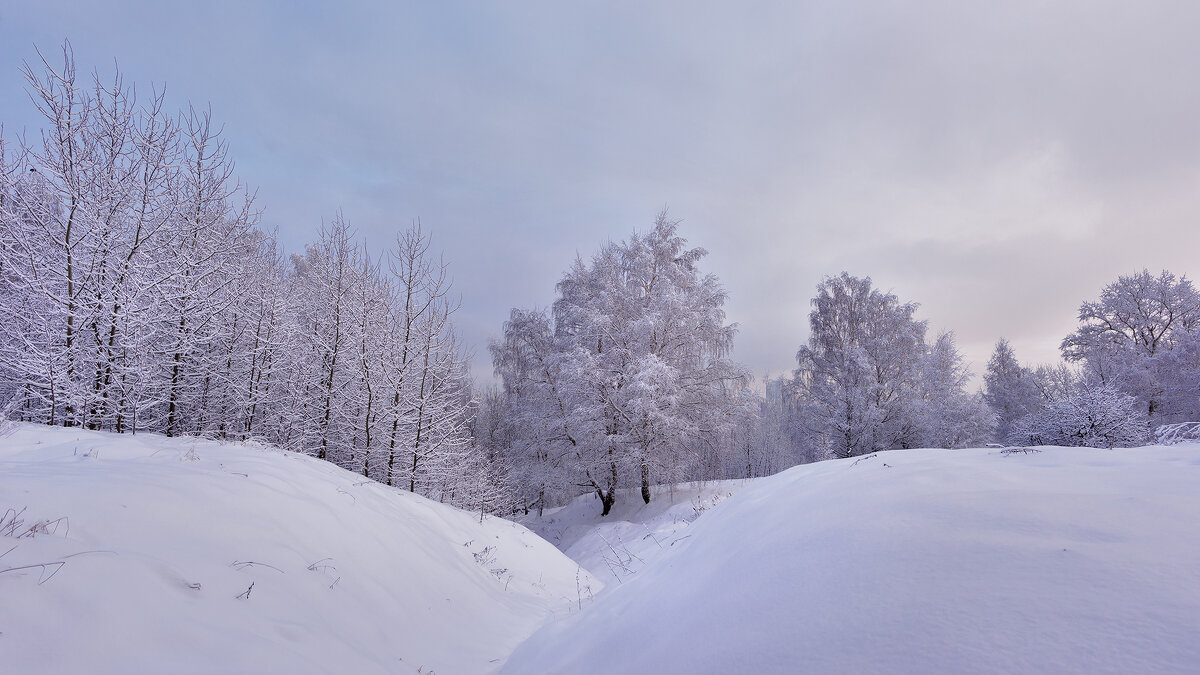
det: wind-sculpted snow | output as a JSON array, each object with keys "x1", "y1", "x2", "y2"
[
  {"x1": 504, "y1": 445, "x2": 1200, "y2": 674},
  {"x1": 0, "y1": 425, "x2": 597, "y2": 674}
]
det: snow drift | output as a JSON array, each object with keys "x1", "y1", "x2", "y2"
[
  {"x1": 503, "y1": 445, "x2": 1200, "y2": 674},
  {"x1": 0, "y1": 424, "x2": 596, "y2": 674}
]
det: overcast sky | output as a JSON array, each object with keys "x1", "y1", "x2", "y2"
[{"x1": 5, "y1": 1, "x2": 1200, "y2": 387}]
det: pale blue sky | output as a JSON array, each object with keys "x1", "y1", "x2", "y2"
[{"x1": 5, "y1": 2, "x2": 1200, "y2": 385}]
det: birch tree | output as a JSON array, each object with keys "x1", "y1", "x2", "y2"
[
  {"x1": 792, "y1": 273, "x2": 927, "y2": 458},
  {"x1": 910, "y1": 332, "x2": 995, "y2": 448},
  {"x1": 494, "y1": 213, "x2": 747, "y2": 515},
  {"x1": 982, "y1": 339, "x2": 1042, "y2": 442}
]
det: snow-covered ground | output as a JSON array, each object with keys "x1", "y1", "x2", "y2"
[
  {"x1": 505, "y1": 445, "x2": 1200, "y2": 674},
  {"x1": 0, "y1": 424, "x2": 596, "y2": 674},
  {"x1": 7, "y1": 425, "x2": 1200, "y2": 674},
  {"x1": 520, "y1": 479, "x2": 753, "y2": 586}
]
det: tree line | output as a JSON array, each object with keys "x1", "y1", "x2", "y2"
[
  {"x1": 4, "y1": 47, "x2": 1197, "y2": 517},
  {"x1": 0, "y1": 46, "x2": 505, "y2": 513},
  {"x1": 983, "y1": 269, "x2": 1200, "y2": 448}
]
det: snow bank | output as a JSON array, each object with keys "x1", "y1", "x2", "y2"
[
  {"x1": 0, "y1": 424, "x2": 596, "y2": 674},
  {"x1": 503, "y1": 446, "x2": 1200, "y2": 674}
]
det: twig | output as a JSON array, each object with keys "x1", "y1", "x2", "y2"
[
  {"x1": 231, "y1": 560, "x2": 284, "y2": 573},
  {"x1": 34, "y1": 516, "x2": 69, "y2": 537},
  {"x1": 1, "y1": 508, "x2": 69, "y2": 538},
  {"x1": 642, "y1": 529, "x2": 664, "y2": 549},
  {"x1": 62, "y1": 549, "x2": 116, "y2": 559},
  {"x1": 307, "y1": 557, "x2": 337, "y2": 573},
  {"x1": 235, "y1": 582, "x2": 254, "y2": 599},
  {"x1": 597, "y1": 532, "x2": 641, "y2": 581},
  {"x1": 0, "y1": 561, "x2": 65, "y2": 585},
  {"x1": 0, "y1": 507, "x2": 26, "y2": 537}
]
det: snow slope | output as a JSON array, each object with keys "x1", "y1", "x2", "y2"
[
  {"x1": 0, "y1": 424, "x2": 597, "y2": 674},
  {"x1": 521, "y1": 480, "x2": 752, "y2": 587},
  {"x1": 503, "y1": 446, "x2": 1200, "y2": 674}
]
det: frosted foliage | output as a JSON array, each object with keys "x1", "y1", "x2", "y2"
[
  {"x1": 0, "y1": 47, "x2": 260, "y2": 434},
  {"x1": 791, "y1": 274, "x2": 991, "y2": 457},
  {"x1": 1009, "y1": 383, "x2": 1150, "y2": 448},
  {"x1": 713, "y1": 383, "x2": 797, "y2": 480},
  {"x1": 1062, "y1": 269, "x2": 1200, "y2": 423},
  {"x1": 913, "y1": 333, "x2": 996, "y2": 449},
  {"x1": 0, "y1": 47, "x2": 507, "y2": 513},
  {"x1": 492, "y1": 213, "x2": 748, "y2": 515},
  {"x1": 792, "y1": 273, "x2": 926, "y2": 458},
  {"x1": 983, "y1": 339, "x2": 1043, "y2": 442}
]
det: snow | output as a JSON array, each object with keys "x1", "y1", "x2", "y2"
[
  {"x1": 504, "y1": 445, "x2": 1200, "y2": 674},
  {"x1": 520, "y1": 480, "x2": 753, "y2": 587},
  {"x1": 7, "y1": 424, "x2": 1200, "y2": 674},
  {"x1": 0, "y1": 424, "x2": 596, "y2": 674}
]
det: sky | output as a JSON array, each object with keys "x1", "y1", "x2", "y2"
[{"x1": 4, "y1": 1, "x2": 1200, "y2": 388}]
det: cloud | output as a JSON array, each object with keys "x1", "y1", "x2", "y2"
[{"x1": 4, "y1": 1, "x2": 1200, "y2": 388}]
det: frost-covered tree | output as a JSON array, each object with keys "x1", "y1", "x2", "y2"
[
  {"x1": 493, "y1": 213, "x2": 748, "y2": 515},
  {"x1": 0, "y1": 43, "x2": 513, "y2": 513},
  {"x1": 1008, "y1": 382, "x2": 1149, "y2": 448},
  {"x1": 716, "y1": 377, "x2": 796, "y2": 479},
  {"x1": 0, "y1": 44, "x2": 194, "y2": 431},
  {"x1": 1062, "y1": 269, "x2": 1200, "y2": 422},
  {"x1": 380, "y1": 226, "x2": 476, "y2": 497},
  {"x1": 491, "y1": 307, "x2": 584, "y2": 513},
  {"x1": 232, "y1": 238, "x2": 294, "y2": 441},
  {"x1": 279, "y1": 219, "x2": 485, "y2": 502},
  {"x1": 291, "y1": 216, "x2": 360, "y2": 462},
  {"x1": 1154, "y1": 330, "x2": 1200, "y2": 423},
  {"x1": 470, "y1": 386, "x2": 519, "y2": 516},
  {"x1": 1031, "y1": 363, "x2": 1080, "y2": 404},
  {"x1": 982, "y1": 339, "x2": 1043, "y2": 442},
  {"x1": 158, "y1": 105, "x2": 259, "y2": 437},
  {"x1": 0, "y1": 44, "x2": 275, "y2": 439},
  {"x1": 911, "y1": 332, "x2": 995, "y2": 448},
  {"x1": 791, "y1": 273, "x2": 926, "y2": 458},
  {"x1": 791, "y1": 278, "x2": 998, "y2": 455}
]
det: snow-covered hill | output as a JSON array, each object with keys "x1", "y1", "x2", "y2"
[
  {"x1": 504, "y1": 445, "x2": 1200, "y2": 674},
  {"x1": 7, "y1": 425, "x2": 1200, "y2": 674},
  {"x1": 0, "y1": 424, "x2": 596, "y2": 674}
]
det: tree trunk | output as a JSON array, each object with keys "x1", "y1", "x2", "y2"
[
  {"x1": 599, "y1": 460, "x2": 620, "y2": 516},
  {"x1": 599, "y1": 488, "x2": 616, "y2": 517},
  {"x1": 640, "y1": 462, "x2": 651, "y2": 504}
]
